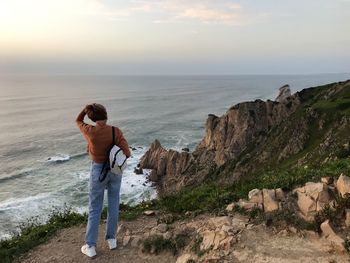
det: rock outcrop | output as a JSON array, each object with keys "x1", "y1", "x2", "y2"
[
  {"x1": 140, "y1": 140, "x2": 192, "y2": 193},
  {"x1": 336, "y1": 174, "x2": 350, "y2": 197},
  {"x1": 275, "y1": 84, "x2": 292, "y2": 102},
  {"x1": 231, "y1": 174, "x2": 350, "y2": 226},
  {"x1": 294, "y1": 182, "x2": 333, "y2": 221},
  {"x1": 320, "y1": 220, "x2": 346, "y2": 254},
  {"x1": 195, "y1": 97, "x2": 300, "y2": 167},
  {"x1": 140, "y1": 80, "x2": 350, "y2": 196}
]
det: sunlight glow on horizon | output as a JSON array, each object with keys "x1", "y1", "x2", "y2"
[{"x1": 0, "y1": 0, "x2": 349, "y2": 74}]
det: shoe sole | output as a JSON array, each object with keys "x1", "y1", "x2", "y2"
[{"x1": 81, "y1": 247, "x2": 97, "y2": 259}]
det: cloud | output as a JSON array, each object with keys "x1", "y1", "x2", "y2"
[
  {"x1": 90, "y1": 0, "x2": 244, "y2": 25},
  {"x1": 79, "y1": 0, "x2": 132, "y2": 18}
]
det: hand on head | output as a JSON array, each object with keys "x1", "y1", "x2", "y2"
[{"x1": 84, "y1": 103, "x2": 107, "y2": 122}]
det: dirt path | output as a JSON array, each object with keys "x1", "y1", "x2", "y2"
[{"x1": 21, "y1": 213, "x2": 350, "y2": 263}]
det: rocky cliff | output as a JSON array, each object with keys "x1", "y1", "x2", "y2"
[{"x1": 140, "y1": 80, "x2": 350, "y2": 196}]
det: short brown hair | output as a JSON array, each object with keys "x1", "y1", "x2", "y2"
[{"x1": 85, "y1": 103, "x2": 107, "y2": 122}]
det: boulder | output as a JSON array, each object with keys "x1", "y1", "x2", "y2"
[
  {"x1": 235, "y1": 199, "x2": 260, "y2": 211},
  {"x1": 336, "y1": 174, "x2": 350, "y2": 197},
  {"x1": 275, "y1": 188, "x2": 285, "y2": 201},
  {"x1": 262, "y1": 189, "x2": 279, "y2": 212},
  {"x1": 320, "y1": 220, "x2": 346, "y2": 254},
  {"x1": 321, "y1": 177, "x2": 334, "y2": 185},
  {"x1": 225, "y1": 203, "x2": 235, "y2": 212},
  {"x1": 143, "y1": 210, "x2": 156, "y2": 216},
  {"x1": 248, "y1": 189, "x2": 263, "y2": 204},
  {"x1": 134, "y1": 164, "x2": 143, "y2": 175},
  {"x1": 296, "y1": 192, "x2": 316, "y2": 221},
  {"x1": 294, "y1": 182, "x2": 332, "y2": 221}
]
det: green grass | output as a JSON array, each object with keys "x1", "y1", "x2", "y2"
[
  {"x1": 159, "y1": 158, "x2": 350, "y2": 213},
  {"x1": 0, "y1": 201, "x2": 158, "y2": 263},
  {"x1": 119, "y1": 200, "x2": 158, "y2": 221},
  {"x1": 2, "y1": 161, "x2": 349, "y2": 262},
  {"x1": 2, "y1": 81, "x2": 349, "y2": 261},
  {"x1": 159, "y1": 183, "x2": 235, "y2": 214},
  {"x1": 0, "y1": 207, "x2": 87, "y2": 263}
]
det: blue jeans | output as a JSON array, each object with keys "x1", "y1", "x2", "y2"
[{"x1": 85, "y1": 161, "x2": 122, "y2": 247}]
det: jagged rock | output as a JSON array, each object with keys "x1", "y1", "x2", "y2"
[
  {"x1": 336, "y1": 174, "x2": 350, "y2": 197},
  {"x1": 134, "y1": 165, "x2": 143, "y2": 175},
  {"x1": 294, "y1": 182, "x2": 332, "y2": 221},
  {"x1": 320, "y1": 220, "x2": 346, "y2": 254},
  {"x1": 321, "y1": 177, "x2": 334, "y2": 185},
  {"x1": 139, "y1": 81, "x2": 350, "y2": 197},
  {"x1": 219, "y1": 236, "x2": 235, "y2": 251},
  {"x1": 143, "y1": 210, "x2": 156, "y2": 216},
  {"x1": 213, "y1": 230, "x2": 227, "y2": 250},
  {"x1": 262, "y1": 189, "x2": 279, "y2": 212},
  {"x1": 149, "y1": 169, "x2": 158, "y2": 182},
  {"x1": 197, "y1": 98, "x2": 300, "y2": 167},
  {"x1": 221, "y1": 225, "x2": 234, "y2": 234},
  {"x1": 235, "y1": 199, "x2": 261, "y2": 211},
  {"x1": 275, "y1": 188, "x2": 285, "y2": 200},
  {"x1": 248, "y1": 189, "x2": 263, "y2": 204},
  {"x1": 181, "y1": 148, "x2": 190, "y2": 152},
  {"x1": 275, "y1": 84, "x2": 291, "y2": 102},
  {"x1": 225, "y1": 203, "x2": 235, "y2": 212},
  {"x1": 201, "y1": 231, "x2": 216, "y2": 250},
  {"x1": 140, "y1": 140, "x2": 192, "y2": 194}
]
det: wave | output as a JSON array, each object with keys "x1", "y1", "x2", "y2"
[
  {"x1": 0, "y1": 168, "x2": 34, "y2": 183},
  {"x1": 45, "y1": 152, "x2": 87, "y2": 163},
  {"x1": 0, "y1": 193, "x2": 52, "y2": 211}
]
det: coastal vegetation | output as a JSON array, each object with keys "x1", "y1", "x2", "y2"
[
  {"x1": 2, "y1": 157, "x2": 349, "y2": 262},
  {"x1": 2, "y1": 80, "x2": 350, "y2": 262}
]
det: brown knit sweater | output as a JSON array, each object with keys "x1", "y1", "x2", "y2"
[{"x1": 76, "y1": 110, "x2": 131, "y2": 163}]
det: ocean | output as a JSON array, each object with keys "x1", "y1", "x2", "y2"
[{"x1": 0, "y1": 73, "x2": 349, "y2": 239}]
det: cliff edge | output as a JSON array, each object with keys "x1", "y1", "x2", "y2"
[{"x1": 140, "y1": 80, "x2": 350, "y2": 196}]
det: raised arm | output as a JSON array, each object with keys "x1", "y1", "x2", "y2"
[
  {"x1": 115, "y1": 127, "x2": 131, "y2": 158},
  {"x1": 76, "y1": 106, "x2": 93, "y2": 134}
]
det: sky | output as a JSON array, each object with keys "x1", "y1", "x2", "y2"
[{"x1": 0, "y1": 0, "x2": 349, "y2": 75}]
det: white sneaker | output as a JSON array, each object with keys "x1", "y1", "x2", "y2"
[
  {"x1": 107, "y1": 238, "x2": 117, "y2": 250},
  {"x1": 81, "y1": 244, "x2": 96, "y2": 258}
]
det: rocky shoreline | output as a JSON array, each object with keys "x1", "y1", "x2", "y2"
[
  {"x1": 4, "y1": 80, "x2": 350, "y2": 263},
  {"x1": 140, "y1": 80, "x2": 350, "y2": 197}
]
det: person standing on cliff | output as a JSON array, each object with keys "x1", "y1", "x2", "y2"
[{"x1": 76, "y1": 103, "x2": 131, "y2": 258}]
